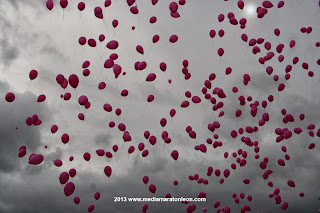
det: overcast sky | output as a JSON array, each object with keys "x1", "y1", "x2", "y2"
[{"x1": 0, "y1": 0, "x2": 320, "y2": 212}]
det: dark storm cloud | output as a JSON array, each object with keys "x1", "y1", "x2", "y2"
[
  {"x1": 95, "y1": 133, "x2": 113, "y2": 147},
  {"x1": 0, "y1": 82, "x2": 51, "y2": 173},
  {"x1": 0, "y1": 38, "x2": 19, "y2": 68}
]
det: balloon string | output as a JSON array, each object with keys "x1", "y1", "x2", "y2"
[
  {"x1": 60, "y1": 144, "x2": 65, "y2": 159},
  {"x1": 21, "y1": 164, "x2": 29, "y2": 180},
  {"x1": 74, "y1": 89, "x2": 80, "y2": 110},
  {"x1": 24, "y1": 81, "x2": 32, "y2": 94}
]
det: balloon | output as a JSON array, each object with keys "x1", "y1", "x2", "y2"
[
  {"x1": 150, "y1": 35, "x2": 160, "y2": 44},
  {"x1": 78, "y1": 95, "x2": 88, "y2": 106},
  {"x1": 104, "y1": 166, "x2": 112, "y2": 177},
  {"x1": 68, "y1": 74, "x2": 79, "y2": 89},
  {"x1": 29, "y1": 154, "x2": 43, "y2": 165},
  {"x1": 170, "y1": 109, "x2": 176, "y2": 117},
  {"x1": 74, "y1": 196, "x2": 80, "y2": 204},
  {"x1": 46, "y1": 0, "x2": 54, "y2": 10},
  {"x1": 171, "y1": 150, "x2": 179, "y2": 160},
  {"x1": 60, "y1": 0, "x2": 68, "y2": 9},
  {"x1": 87, "y1": 205, "x2": 95, "y2": 213},
  {"x1": 81, "y1": 153, "x2": 90, "y2": 163},
  {"x1": 169, "y1": 2, "x2": 178, "y2": 13},
  {"x1": 136, "y1": 45, "x2": 144, "y2": 54},
  {"x1": 53, "y1": 159, "x2": 63, "y2": 167},
  {"x1": 69, "y1": 168, "x2": 76, "y2": 178},
  {"x1": 78, "y1": 2, "x2": 85, "y2": 11},
  {"x1": 218, "y1": 48, "x2": 224, "y2": 57},
  {"x1": 94, "y1": 192, "x2": 100, "y2": 200},
  {"x1": 29, "y1": 70, "x2": 38, "y2": 80},
  {"x1": 107, "y1": 40, "x2": 119, "y2": 50},
  {"x1": 169, "y1": 35, "x2": 178, "y2": 43},
  {"x1": 64, "y1": 182, "x2": 75, "y2": 197},
  {"x1": 79, "y1": 37, "x2": 87, "y2": 45},
  {"x1": 59, "y1": 172, "x2": 69, "y2": 185},
  {"x1": 61, "y1": 134, "x2": 69, "y2": 144},
  {"x1": 146, "y1": 73, "x2": 157, "y2": 82},
  {"x1": 149, "y1": 184, "x2": 156, "y2": 193},
  {"x1": 5, "y1": 92, "x2": 15, "y2": 102}
]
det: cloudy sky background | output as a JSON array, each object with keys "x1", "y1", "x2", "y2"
[{"x1": 0, "y1": 0, "x2": 319, "y2": 212}]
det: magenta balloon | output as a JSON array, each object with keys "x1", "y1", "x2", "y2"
[
  {"x1": 63, "y1": 92, "x2": 71, "y2": 101},
  {"x1": 169, "y1": 35, "x2": 178, "y2": 43},
  {"x1": 263, "y1": 1, "x2": 273, "y2": 8},
  {"x1": 209, "y1": 30, "x2": 216, "y2": 38},
  {"x1": 146, "y1": 73, "x2": 156, "y2": 82},
  {"x1": 241, "y1": 34, "x2": 248, "y2": 42},
  {"x1": 150, "y1": 16, "x2": 157, "y2": 24},
  {"x1": 78, "y1": 2, "x2": 85, "y2": 11},
  {"x1": 68, "y1": 74, "x2": 79, "y2": 89},
  {"x1": 170, "y1": 109, "x2": 176, "y2": 117},
  {"x1": 218, "y1": 48, "x2": 224, "y2": 57},
  {"x1": 29, "y1": 154, "x2": 43, "y2": 165},
  {"x1": 181, "y1": 100, "x2": 190, "y2": 108},
  {"x1": 151, "y1": 0, "x2": 158, "y2": 5},
  {"x1": 170, "y1": 11, "x2": 180, "y2": 18},
  {"x1": 169, "y1": 2, "x2": 178, "y2": 13},
  {"x1": 56, "y1": 74, "x2": 64, "y2": 85},
  {"x1": 171, "y1": 150, "x2": 179, "y2": 160},
  {"x1": 98, "y1": 82, "x2": 106, "y2": 90},
  {"x1": 218, "y1": 14, "x2": 225, "y2": 22},
  {"x1": 121, "y1": 89, "x2": 128, "y2": 97},
  {"x1": 60, "y1": 0, "x2": 68, "y2": 9},
  {"x1": 83, "y1": 152, "x2": 91, "y2": 161},
  {"x1": 115, "y1": 108, "x2": 122, "y2": 116},
  {"x1": 73, "y1": 196, "x2": 80, "y2": 204},
  {"x1": 112, "y1": 145, "x2": 118, "y2": 152},
  {"x1": 88, "y1": 39, "x2": 96, "y2": 47},
  {"x1": 94, "y1": 6, "x2": 102, "y2": 15},
  {"x1": 46, "y1": 0, "x2": 54, "y2": 10},
  {"x1": 147, "y1": 94, "x2": 154, "y2": 102},
  {"x1": 36, "y1": 94, "x2": 46, "y2": 102},
  {"x1": 192, "y1": 96, "x2": 201, "y2": 103},
  {"x1": 82, "y1": 61, "x2": 90, "y2": 68},
  {"x1": 149, "y1": 136, "x2": 157, "y2": 145},
  {"x1": 278, "y1": 1, "x2": 284, "y2": 8},
  {"x1": 78, "y1": 95, "x2": 88, "y2": 106},
  {"x1": 82, "y1": 69, "x2": 89, "y2": 77},
  {"x1": 144, "y1": 131, "x2": 150, "y2": 139},
  {"x1": 138, "y1": 143, "x2": 145, "y2": 151},
  {"x1": 107, "y1": 40, "x2": 119, "y2": 50},
  {"x1": 88, "y1": 204, "x2": 95, "y2": 212},
  {"x1": 96, "y1": 149, "x2": 105, "y2": 157},
  {"x1": 69, "y1": 168, "x2": 76, "y2": 177},
  {"x1": 59, "y1": 172, "x2": 69, "y2": 185},
  {"x1": 238, "y1": 0, "x2": 244, "y2": 9},
  {"x1": 128, "y1": 146, "x2": 135, "y2": 154},
  {"x1": 64, "y1": 182, "x2": 75, "y2": 197},
  {"x1": 160, "y1": 118, "x2": 167, "y2": 127},
  {"x1": 29, "y1": 70, "x2": 38, "y2": 80},
  {"x1": 142, "y1": 150, "x2": 149, "y2": 157},
  {"x1": 149, "y1": 184, "x2": 156, "y2": 193},
  {"x1": 153, "y1": 35, "x2": 160, "y2": 43},
  {"x1": 104, "y1": 166, "x2": 112, "y2": 177},
  {"x1": 127, "y1": 0, "x2": 135, "y2": 6},
  {"x1": 94, "y1": 192, "x2": 101, "y2": 200},
  {"x1": 136, "y1": 45, "x2": 144, "y2": 55},
  {"x1": 218, "y1": 29, "x2": 224, "y2": 37},
  {"x1": 158, "y1": 62, "x2": 166, "y2": 72},
  {"x1": 18, "y1": 149, "x2": 27, "y2": 158},
  {"x1": 104, "y1": 59, "x2": 114, "y2": 69},
  {"x1": 287, "y1": 180, "x2": 295, "y2": 187},
  {"x1": 61, "y1": 134, "x2": 69, "y2": 144},
  {"x1": 108, "y1": 19, "x2": 117, "y2": 29},
  {"x1": 79, "y1": 37, "x2": 87, "y2": 45},
  {"x1": 130, "y1": 6, "x2": 139, "y2": 14},
  {"x1": 53, "y1": 159, "x2": 63, "y2": 167},
  {"x1": 5, "y1": 92, "x2": 15, "y2": 103},
  {"x1": 138, "y1": 61, "x2": 147, "y2": 70}
]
